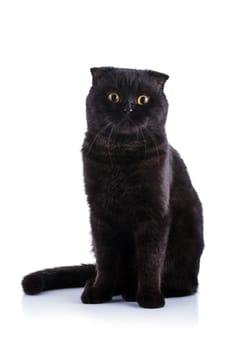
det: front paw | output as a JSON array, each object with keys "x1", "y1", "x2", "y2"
[
  {"x1": 137, "y1": 291, "x2": 165, "y2": 309},
  {"x1": 81, "y1": 279, "x2": 112, "y2": 304}
]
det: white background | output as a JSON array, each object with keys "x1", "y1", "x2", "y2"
[{"x1": 0, "y1": 0, "x2": 233, "y2": 349}]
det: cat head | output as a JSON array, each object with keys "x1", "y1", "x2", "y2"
[{"x1": 86, "y1": 67, "x2": 169, "y2": 137}]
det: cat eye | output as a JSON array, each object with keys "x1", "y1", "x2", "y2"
[
  {"x1": 108, "y1": 92, "x2": 120, "y2": 103},
  {"x1": 137, "y1": 95, "x2": 150, "y2": 106}
]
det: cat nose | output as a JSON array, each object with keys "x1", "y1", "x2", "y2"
[{"x1": 123, "y1": 103, "x2": 134, "y2": 114}]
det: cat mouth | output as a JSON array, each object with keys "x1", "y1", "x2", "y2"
[{"x1": 114, "y1": 117, "x2": 140, "y2": 135}]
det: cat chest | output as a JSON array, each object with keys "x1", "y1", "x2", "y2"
[{"x1": 84, "y1": 159, "x2": 159, "y2": 216}]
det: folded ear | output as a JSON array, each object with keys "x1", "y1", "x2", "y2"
[
  {"x1": 147, "y1": 70, "x2": 169, "y2": 90},
  {"x1": 90, "y1": 67, "x2": 114, "y2": 86}
]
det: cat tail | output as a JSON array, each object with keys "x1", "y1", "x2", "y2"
[{"x1": 22, "y1": 264, "x2": 96, "y2": 295}]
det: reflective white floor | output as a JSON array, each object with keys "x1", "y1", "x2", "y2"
[
  {"x1": 0, "y1": 254, "x2": 231, "y2": 350},
  {"x1": 22, "y1": 288, "x2": 199, "y2": 326}
]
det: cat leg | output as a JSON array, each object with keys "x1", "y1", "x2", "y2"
[
  {"x1": 81, "y1": 216, "x2": 120, "y2": 304},
  {"x1": 117, "y1": 243, "x2": 137, "y2": 301},
  {"x1": 120, "y1": 265, "x2": 137, "y2": 302},
  {"x1": 162, "y1": 263, "x2": 199, "y2": 298},
  {"x1": 162, "y1": 205, "x2": 204, "y2": 298},
  {"x1": 135, "y1": 218, "x2": 169, "y2": 308}
]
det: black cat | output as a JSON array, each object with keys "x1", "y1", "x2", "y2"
[{"x1": 22, "y1": 67, "x2": 204, "y2": 308}]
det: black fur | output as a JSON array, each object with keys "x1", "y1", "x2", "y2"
[{"x1": 22, "y1": 67, "x2": 204, "y2": 308}]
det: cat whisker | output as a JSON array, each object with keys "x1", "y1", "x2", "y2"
[
  {"x1": 87, "y1": 122, "x2": 112, "y2": 155},
  {"x1": 142, "y1": 128, "x2": 161, "y2": 165},
  {"x1": 138, "y1": 126, "x2": 147, "y2": 159},
  {"x1": 107, "y1": 124, "x2": 115, "y2": 165}
]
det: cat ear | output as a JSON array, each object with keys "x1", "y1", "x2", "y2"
[
  {"x1": 148, "y1": 70, "x2": 169, "y2": 90},
  {"x1": 90, "y1": 67, "x2": 114, "y2": 86}
]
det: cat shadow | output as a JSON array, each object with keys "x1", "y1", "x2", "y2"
[{"x1": 22, "y1": 288, "x2": 199, "y2": 327}]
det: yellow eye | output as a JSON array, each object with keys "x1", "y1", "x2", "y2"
[
  {"x1": 137, "y1": 95, "x2": 150, "y2": 106},
  {"x1": 108, "y1": 92, "x2": 120, "y2": 103}
]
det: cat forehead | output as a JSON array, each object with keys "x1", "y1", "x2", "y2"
[
  {"x1": 109, "y1": 71, "x2": 150, "y2": 91},
  {"x1": 91, "y1": 67, "x2": 169, "y2": 89}
]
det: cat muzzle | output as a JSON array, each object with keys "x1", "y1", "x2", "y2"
[{"x1": 123, "y1": 103, "x2": 134, "y2": 114}]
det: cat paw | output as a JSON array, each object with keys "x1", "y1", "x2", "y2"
[
  {"x1": 137, "y1": 292, "x2": 165, "y2": 309},
  {"x1": 81, "y1": 279, "x2": 112, "y2": 304}
]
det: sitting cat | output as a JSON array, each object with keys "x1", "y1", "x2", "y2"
[{"x1": 22, "y1": 67, "x2": 204, "y2": 308}]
